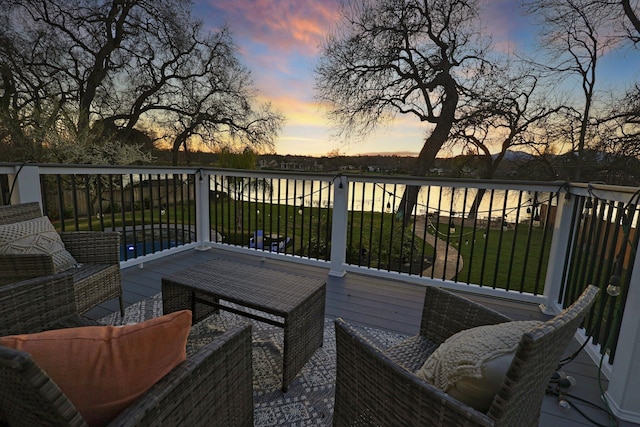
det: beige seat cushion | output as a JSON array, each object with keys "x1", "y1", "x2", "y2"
[
  {"x1": 0, "y1": 310, "x2": 192, "y2": 427},
  {"x1": 0, "y1": 216, "x2": 78, "y2": 272},
  {"x1": 416, "y1": 320, "x2": 542, "y2": 412}
]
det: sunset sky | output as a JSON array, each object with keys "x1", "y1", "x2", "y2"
[{"x1": 192, "y1": 0, "x2": 640, "y2": 158}]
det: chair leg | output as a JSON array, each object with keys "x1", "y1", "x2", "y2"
[{"x1": 119, "y1": 295, "x2": 125, "y2": 317}]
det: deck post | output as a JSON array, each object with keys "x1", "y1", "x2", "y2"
[
  {"x1": 604, "y1": 249, "x2": 640, "y2": 423},
  {"x1": 195, "y1": 169, "x2": 211, "y2": 251},
  {"x1": 329, "y1": 175, "x2": 348, "y2": 277},
  {"x1": 8, "y1": 165, "x2": 42, "y2": 206},
  {"x1": 539, "y1": 191, "x2": 575, "y2": 314}
]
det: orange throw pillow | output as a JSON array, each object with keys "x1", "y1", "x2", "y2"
[{"x1": 0, "y1": 310, "x2": 192, "y2": 427}]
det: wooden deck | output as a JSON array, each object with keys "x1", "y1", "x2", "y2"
[{"x1": 86, "y1": 247, "x2": 637, "y2": 427}]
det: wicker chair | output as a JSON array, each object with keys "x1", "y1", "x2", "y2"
[
  {"x1": 0, "y1": 273, "x2": 254, "y2": 426},
  {"x1": 0, "y1": 202, "x2": 124, "y2": 316},
  {"x1": 334, "y1": 285, "x2": 599, "y2": 427}
]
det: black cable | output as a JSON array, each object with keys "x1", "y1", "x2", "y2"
[
  {"x1": 373, "y1": 182, "x2": 558, "y2": 218},
  {"x1": 546, "y1": 385, "x2": 619, "y2": 427},
  {"x1": 556, "y1": 324, "x2": 598, "y2": 368},
  {"x1": 6, "y1": 162, "x2": 28, "y2": 204}
]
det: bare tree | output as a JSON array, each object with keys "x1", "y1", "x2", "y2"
[
  {"x1": 590, "y1": 84, "x2": 640, "y2": 184},
  {"x1": 524, "y1": 0, "x2": 622, "y2": 181},
  {"x1": 448, "y1": 67, "x2": 563, "y2": 216},
  {"x1": 0, "y1": 0, "x2": 283, "y2": 165},
  {"x1": 620, "y1": 0, "x2": 640, "y2": 42},
  {"x1": 315, "y1": 0, "x2": 494, "y2": 223}
]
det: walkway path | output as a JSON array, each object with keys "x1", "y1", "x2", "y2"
[{"x1": 412, "y1": 217, "x2": 463, "y2": 280}]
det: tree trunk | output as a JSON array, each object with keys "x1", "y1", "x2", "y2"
[
  {"x1": 397, "y1": 74, "x2": 459, "y2": 226},
  {"x1": 468, "y1": 152, "x2": 503, "y2": 218},
  {"x1": 171, "y1": 128, "x2": 193, "y2": 166},
  {"x1": 77, "y1": 2, "x2": 132, "y2": 134}
]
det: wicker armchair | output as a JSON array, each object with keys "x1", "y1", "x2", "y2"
[
  {"x1": 0, "y1": 202, "x2": 124, "y2": 316},
  {"x1": 334, "y1": 285, "x2": 599, "y2": 427},
  {"x1": 0, "y1": 273, "x2": 254, "y2": 426}
]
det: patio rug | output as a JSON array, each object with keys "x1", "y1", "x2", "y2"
[{"x1": 100, "y1": 293, "x2": 409, "y2": 426}]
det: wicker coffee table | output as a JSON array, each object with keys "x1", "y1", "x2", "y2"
[{"x1": 161, "y1": 259, "x2": 326, "y2": 392}]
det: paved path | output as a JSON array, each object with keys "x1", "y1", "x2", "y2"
[{"x1": 412, "y1": 217, "x2": 463, "y2": 280}]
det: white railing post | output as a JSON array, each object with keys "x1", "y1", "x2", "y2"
[
  {"x1": 8, "y1": 165, "x2": 42, "y2": 206},
  {"x1": 540, "y1": 191, "x2": 576, "y2": 314},
  {"x1": 329, "y1": 175, "x2": 348, "y2": 277},
  {"x1": 195, "y1": 169, "x2": 211, "y2": 251},
  {"x1": 604, "y1": 252, "x2": 640, "y2": 423}
]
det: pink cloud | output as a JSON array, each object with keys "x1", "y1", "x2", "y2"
[
  {"x1": 478, "y1": 0, "x2": 535, "y2": 53},
  {"x1": 203, "y1": 0, "x2": 340, "y2": 55}
]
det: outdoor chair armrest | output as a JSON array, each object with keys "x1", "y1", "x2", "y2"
[
  {"x1": 334, "y1": 318, "x2": 494, "y2": 427},
  {"x1": 60, "y1": 231, "x2": 120, "y2": 264},
  {"x1": 420, "y1": 286, "x2": 512, "y2": 344},
  {"x1": 0, "y1": 272, "x2": 85, "y2": 336},
  {"x1": 0, "y1": 254, "x2": 55, "y2": 285},
  {"x1": 109, "y1": 323, "x2": 254, "y2": 427}
]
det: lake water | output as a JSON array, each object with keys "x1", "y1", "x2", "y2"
[{"x1": 211, "y1": 176, "x2": 551, "y2": 223}]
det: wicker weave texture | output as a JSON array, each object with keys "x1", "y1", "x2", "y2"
[
  {"x1": 0, "y1": 273, "x2": 254, "y2": 427},
  {"x1": 0, "y1": 273, "x2": 94, "y2": 336},
  {"x1": 0, "y1": 202, "x2": 124, "y2": 315},
  {"x1": 0, "y1": 346, "x2": 89, "y2": 427},
  {"x1": 333, "y1": 285, "x2": 598, "y2": 427},
  {"x1": 487, "y1": 285, "x2": 599, "y2": 427},
  {"x1": 109, "y1": 324, "x2": 254, "y2": 427},
  {"x1": 0, "y1": 202, "x2": 42, "y2": 224},
  {"x1": 162, "y1": 258, "x2": 326, "y2": 392}
]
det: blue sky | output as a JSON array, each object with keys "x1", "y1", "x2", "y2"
[{"x1": 192, "y1": 0, "x2": 640, "y2": 157}]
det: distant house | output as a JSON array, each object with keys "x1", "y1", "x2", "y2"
[{"x1": 278, "y1": 159, "x2": 323, "y2": 171}]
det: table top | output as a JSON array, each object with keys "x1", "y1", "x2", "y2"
[{"x1": 162, "y1": 259, "x2": 326, "y2": 316}]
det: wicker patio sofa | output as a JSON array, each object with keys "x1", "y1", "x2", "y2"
[
  {"x1": 334, "y1": 285, "x2": 599, "y2": 426},
  {"x1": 0, "y1": 273, "x2": 254, "y2": 426},
  {"x1": 0, "y1": 202, "x2": 124, "y2": 316}
]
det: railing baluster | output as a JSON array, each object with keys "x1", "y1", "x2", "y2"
[
  {"x1": 465, "y1": 189, "x2": 480, "y2": 285},
  {"x1": 108, "y1": 175, "x2": 116, "y2": 238},
  {"x1": 96, "y1": 175, "x2": 104, "y2": 230},
  {"x1": 387, "y1": 184, "x2": 398, "y2": 272},
  {"x1": 367, "y1": 183, "x2": 375, "y2": 268},
  {"x1": 172, "y1": 175, "x2": 178, "y2": 249},
  {"x1": 40, "y1": 175, "x2": 49, "y2": 218},
  {"x1": 307, "y1": 180, "x2": 314, "y2": 258},
  {"x1": 137, "y1": 174, "x2": 146, "y2": 256},
  {"x1": 119, "y1": 175, "x2": 127, "y2": 259},
  {"x1": 129, "y1": 174, "x2": 137, "y2": 257},
  {"x1": 148, "y1": 175, "x2": 156, "y2": 252},
  {"x1": 533, "y1": 193, "x2": 554, "y2": 294},
  {"x1": 480, "y1": 189, "x2": 495, "y2": 288},
  {"x1": 299, "y1": 179, "x2": 305, "y2": 256},
  {"x1": 83, "y1": 175, "x2": 92, "y2": 231},
  {"x1": 188, "y1": 174, "x2": 194, "y2": 243},
  {"x1": 419, "y1": 185, "x2": 432, "y2": 277},
  {"x1": 357, "y1": 182, "x2": 366, "y2": 267},
  {"x1": 492, "y1": 190, "x2": 508, "y2": 288},
  {"x1": 506, "y1": 191, "x2": 524, "y2": 292},
  {"x1": 442, "y1": 187, "x2": 456, "y2": 280},
  {"x1": 454, "y1": 187, "x2": 469, "y2": 281},
  {"x1": 70, "y1": 174, "x2": 78, "y2": 230},
  {"x1": 276, "y1": 178, "x2": 282, "y2": 249},
  {"x1": 325, "y1": 179, "x2": 332, "y2": 262},
  {"x1": 284, "y1": 179, "x2": 290, "y2": 253}
]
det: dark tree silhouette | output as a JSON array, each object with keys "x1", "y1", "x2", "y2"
[{"x1": 316, "y1": 0, "x2": 493, "y2": 224}]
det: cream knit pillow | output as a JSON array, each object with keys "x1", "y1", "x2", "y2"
[
  {"x1": 0, "y1": 216, "x2": 78, "y2": 272},
  {"x1": 416, "y1": 320, "x2": 542, "y2": 412}
]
